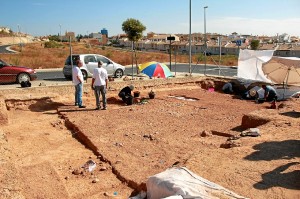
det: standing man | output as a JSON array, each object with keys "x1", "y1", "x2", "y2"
[
  {"x1": 91, "y1": 61, "x2": 108, "y2": 110},
  {"x1": 72, "y1": 59, "x2": 86, "y2": 108}
]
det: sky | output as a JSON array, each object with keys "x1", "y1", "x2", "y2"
[{"x1": 1, "y1": 0, "x2": 300, "y2": 37}]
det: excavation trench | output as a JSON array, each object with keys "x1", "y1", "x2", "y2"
[
  {"x1": 3, "y1": 95, "x2": 269, "y2": 195},
  {"x1": 61, "y1": 114, "x2": 143, "y2": 192},
  {"x1": 3, "y1": 97, "x2": 139, "y2": 196}
]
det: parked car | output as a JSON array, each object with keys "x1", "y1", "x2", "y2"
[
  {"x1": 63, "y1": 54, "x2": 125, "y2": 80},
  {"x1": 0, "y1": 59, "x2": 37, "y2": 84}
]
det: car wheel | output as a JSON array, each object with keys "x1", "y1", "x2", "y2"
[
  {"x1": 81, "y1": 70, "x2": 88, "y2": 80},
  {"x1": 17, "y1": 73, "x2": 30, "y2": 83},
  {"x1": 115, "y1": 69, "x2": 124, "y2": 78}
]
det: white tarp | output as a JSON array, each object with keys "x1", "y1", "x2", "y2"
[
  {"x1": 146, "y1": 167, "x2": 248, "y2": 199},
  {"x1": 237, "y1": 49, "x2": 274, "y2": 83}
]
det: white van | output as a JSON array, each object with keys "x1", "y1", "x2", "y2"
[{"x1": 63, "y1": 54, "x2": 125, "y2": 80}]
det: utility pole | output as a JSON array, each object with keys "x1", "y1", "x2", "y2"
[{"x1": 204, "y1": 6, "x2": 208, "y2": 75}]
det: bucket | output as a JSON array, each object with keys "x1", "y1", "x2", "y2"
[
  {"x1": 149, "y1": 93, "x2": 155, "y2": 99},
  {"x1": 208, "y1": 88, "x2": 214, "y2": 92}
]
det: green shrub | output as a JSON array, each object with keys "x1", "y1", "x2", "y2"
[{"x1": 44, "y1": 41, "x2": 62, "y2": 48}]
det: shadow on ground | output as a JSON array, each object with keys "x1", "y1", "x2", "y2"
[
  {"x1": 245, "y1": 140, "x2": 300, "y2": 190},
  {"x1": 280, "y1": 111, "x2": 300, "y2": 118},
  {"x1": 253, "y1": 162, "x2": 300, "y2": 190}
]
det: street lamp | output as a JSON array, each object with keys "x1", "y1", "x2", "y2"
[
  {"x1": 204, "y1": 6, "x2": 208, "y2": 75},
  {"x1": 188, "y1": 0, "x2": 192, "y2": 74}
]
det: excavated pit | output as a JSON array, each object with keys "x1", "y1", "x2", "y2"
[
  {"x1": 2, "y1": 80, "x2": 299, "y2": 199},
  {"x1": 1, "y1": 88, "x2": 276, "y2": 194}
]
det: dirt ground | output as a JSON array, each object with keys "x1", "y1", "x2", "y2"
[{"x1": 0, "y1": 80, "x2": 299, "y2": 199}]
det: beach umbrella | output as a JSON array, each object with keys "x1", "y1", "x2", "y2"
[
  {"x1": 262, "y1": 57, "x2": 300, "y2": 85},
  {"x1": 262, "y1": 57, "x2": 300, "y2": 99},
  {"x1": 138, "y1": 61, "x2": 172, "y2": 78}
]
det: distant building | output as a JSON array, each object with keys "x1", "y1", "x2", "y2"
[
  {"x1": 89, "y1": 32, "x2": 102, "y2": 39},
  {"x1": 0, "y1": 26, "x2": 11, "y2": 34},
  {"x1": 277, "y1": 33, "x2": 291, "y2": 43},
  {"x1": 147, "y1": 33, "x2": 180, "y2": 42},
  {"x1": 82, "y1": 32, "x2": 108, "y2": 45},
  {"x1": 61, "y1": 31, "x2": 76, "y2": 42}
]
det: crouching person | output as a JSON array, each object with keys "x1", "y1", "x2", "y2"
[
  {"x1": 262, "y1": 84, "x2": 278, "y2": 102},
  {"x1": 118, "y1": 85, "x2": 134, "y2": 105}
]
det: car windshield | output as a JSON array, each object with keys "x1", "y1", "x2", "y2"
[{"x1": 65, "y1": 55, "x2": 80, "y2": 65}]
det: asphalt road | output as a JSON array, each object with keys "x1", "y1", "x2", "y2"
[
  {"x1": 0, "y1": 45, "x2": 15, "y2": 54},
  {"x1": 37, "y1": 64, "x2": 237, "y2": 81}
]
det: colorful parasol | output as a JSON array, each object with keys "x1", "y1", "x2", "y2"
[{"x1": 138, "y1": 61, "x2": 172, "y2": 78}]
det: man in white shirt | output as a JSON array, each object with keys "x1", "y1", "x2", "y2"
[
  {"x1": 91, "y1": 61, "x2": 108, "y2": 110},
  {"x1": 72, "y1": 59, "x2": 86, "y2": 108}
]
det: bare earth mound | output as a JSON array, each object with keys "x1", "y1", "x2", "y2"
[{"x1": 0, "y1": 83, "x2": 299, "y2": 199}]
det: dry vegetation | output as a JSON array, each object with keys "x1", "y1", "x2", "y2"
[{"x1": 0, "y1": 42, "x2": 238, "y2": 69}]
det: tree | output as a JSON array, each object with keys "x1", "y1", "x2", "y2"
[
  {"x1": 76, "y1": 34, "x2": 83, "y2": 42},
  {"x1": 48, "y1": 35, "x2": 60, "y2": 42},
  {"x1": 122, "y1": 18, "x2": 146, "y2": 75},
  {"x1": 250, "y1": 40, "x2": 260, "y2": 50}
]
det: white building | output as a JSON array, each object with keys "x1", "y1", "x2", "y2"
[
  {"x1": 0, "y1": 27, "x2": 11, "y2": 33},
  {"x1": 89, "y1": 32, "x2": 102, "y2": 39},
  {"x1": 278, "y1": 33, "x2": 291, "y2": 43}
]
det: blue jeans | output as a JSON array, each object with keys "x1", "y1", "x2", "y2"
[
  {"x1": 94, "y1": 85, "x2": 106, "y2": 108},
  {"x1": 75, "y1": 83, "x2": 83, "y2": 106}
]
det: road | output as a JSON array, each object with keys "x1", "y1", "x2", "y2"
[
  {"x1": 37, "y1": 64, "x2": 237, "y2": 80},
  {"x1": 0, "y1": 45, "x2": 15, "y2": 54}
]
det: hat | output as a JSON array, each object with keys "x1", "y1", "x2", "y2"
[
  {"x1": 129, "y1": 85, "x2": 134, "y2": 90},
  {"x1": 249, "y1": 89, "x2": 257, "y2": 97}
]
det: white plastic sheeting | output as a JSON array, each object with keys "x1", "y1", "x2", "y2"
[
  {"x1": 237, "y1": 49, "x2": 274, "y2": 83},
  {"x1": 146, "y1": 167, "x2": 248, "y2": 199}
]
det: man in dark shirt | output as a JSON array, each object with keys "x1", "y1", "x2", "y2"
[{"x1": 118, "y1": 85, "x2": 134, "y2": 105}]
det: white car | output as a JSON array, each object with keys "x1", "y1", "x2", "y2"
[{"x1": 63, "y1": 54, "x2": 125, "y2": 80}]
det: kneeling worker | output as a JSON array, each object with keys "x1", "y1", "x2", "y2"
[
  {"x1": 118, "y1": 85, "x2": 134, "y2": 105},
  {"x1": 262, "y1": 84, "x2": 278, "y2": 102}
]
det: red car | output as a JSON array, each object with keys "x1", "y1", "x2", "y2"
[{"x1": 0, "y1": 59, "x2": 37, "y2": 84}]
